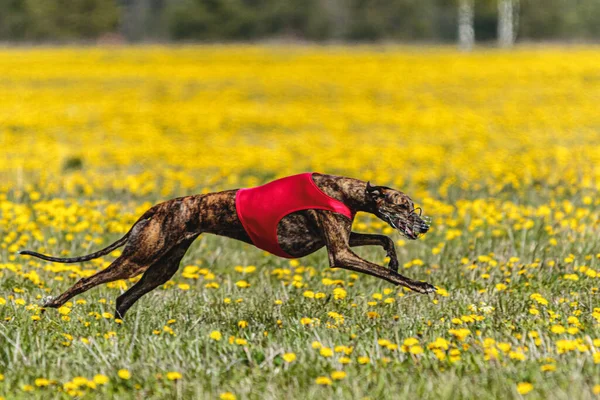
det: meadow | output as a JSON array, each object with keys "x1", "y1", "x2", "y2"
[{"x1": 0, "y1": 45, "x2": 599, "y2": 399}]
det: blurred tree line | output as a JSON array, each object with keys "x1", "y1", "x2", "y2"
[{"x1": 1, "y1": 0, "x2": 599, "y2": 43}]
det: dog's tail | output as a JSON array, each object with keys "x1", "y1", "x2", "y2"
[{"x1": 19, "y1": 233, "x2": 129, "y2": 264}]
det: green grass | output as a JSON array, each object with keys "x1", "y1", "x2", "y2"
[
  {"x1": 1, "y1": 207, "x2": 599, "y2": 399},
  {"x1": 1, "y1": 44, "x2": 600, "y2": 399}
]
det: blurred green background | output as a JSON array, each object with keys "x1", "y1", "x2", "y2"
[{"x1": 1, "y1": 0, "x2": 599, "y2": 43}]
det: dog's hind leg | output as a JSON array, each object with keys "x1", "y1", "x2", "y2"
[
  {"x1": 43, "y1": 256, "x2": 147, "y2": 308},
  {"x1": 42, "y1": 215, "x2": 160, "y2": 308},
  {"x1": 43, "y1": 200, "x2": 201, "y2": 310},
  {"x1": 114, "y1": 237, "x2": 196, "y2": 319}
]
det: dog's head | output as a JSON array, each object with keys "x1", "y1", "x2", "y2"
[{"x1": 365, "y1": 182, "x2": 430, "y2": 240}]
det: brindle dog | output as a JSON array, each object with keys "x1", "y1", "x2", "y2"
[{"x1": 20, "y1": 173, "x2": 435, "y2": 318}]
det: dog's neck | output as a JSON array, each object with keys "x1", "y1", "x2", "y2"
[{"x1": 335, "y1": 177, "x2": 378, "y2": 214}]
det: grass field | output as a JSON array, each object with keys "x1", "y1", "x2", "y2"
[{"x1": 0, "y1": 45, "x2": 599, "y2": 399}]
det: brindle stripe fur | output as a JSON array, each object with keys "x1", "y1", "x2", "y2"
[{"x1": 20, "y1": 173, "x2": 434, "y2": 318}]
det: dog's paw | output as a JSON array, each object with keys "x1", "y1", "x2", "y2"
[
  {"x1": 411, "y1": 281, "x2": 437, "y2": 294},
  {"x1": 41, "y1": 296, "x2": 57, "y2": 308}
]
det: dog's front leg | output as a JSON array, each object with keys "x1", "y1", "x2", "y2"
[
  {"x1": 349, "y1": 232, "x2": 399, "y2": 272},
  {"x1": 315, "y1": 211, "x2": 435, "y2": 294}
]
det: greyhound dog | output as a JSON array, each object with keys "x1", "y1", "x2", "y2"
[{"x1": 20, "y1": 173, "x2": 435, "y2": 318}]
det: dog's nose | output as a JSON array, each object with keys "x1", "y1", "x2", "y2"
[{"x1": 416, "y1": 218, "x2": 429, "y2": 233}]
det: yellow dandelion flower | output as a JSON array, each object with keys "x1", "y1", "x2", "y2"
[
  {"x1": 497, "y1": 342, "x2": 511, "y2": 353},
  {"x1": 517, "y1": 382, "x2": 533, "y2": 395},
  {"x1": 449, "y1": 349, "x2": 461, "y2": 363},
  {"x1": 166, "y1": 372, "x2": 182, "y2": 381},
  {"x1": 93, "y1": 375, "x2": 109, "y2": 385},
  {"x1": 540, "y1": 364, "x2": 556, "y2": 372},
  {"x1": 508, "y1": 351, "x2": 526, "y2": 361},
  {"x1": 320, "y1": 347, "x2": 333, "y2": 357},
  {"x1": 358, "y1": 356, "x2": 370, "y2": 364},
  {"x1": 315, "y1": 376, "x2": 332, "y2": 385},
  {"x1": 72, "y1": 377, "x2": 88, "y2": 387},
  {"x1": 333, "y1": 288, "x2": 347, "y2": 300},
  {"x1": 58, "y1": 306, "x2": 71, "y2": 315},
  {"x1": 331, "y1": 371, "x2": 346, "y2": 380},
  {"x1": 35, "y1": 378, "x2": 51, "y2": 387},
  {"x1": 448, "y1": 328, "x2": 471, "y2": 341},
  {"x1": 551, "y1": 325, "x2": 566, "y2": 334},
  {"x1": 117, "y1": 369, "x2": 131, "y2": 380}
]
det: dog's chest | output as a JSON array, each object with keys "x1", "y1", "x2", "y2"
[
  {"x1": 235, "y1": 173, "x2": 352, "y2": 258},
  {"x1": 275, "y1": 211, "x2": 325, "y2": 257}
]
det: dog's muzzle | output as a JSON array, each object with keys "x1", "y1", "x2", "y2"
[{"x1": 382, "y1": 208, "x2": 430, "y2": 240}]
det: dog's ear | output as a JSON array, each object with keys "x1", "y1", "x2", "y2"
[{"x1": 365, "y1": 181, "x2": 384, "y2": 199}]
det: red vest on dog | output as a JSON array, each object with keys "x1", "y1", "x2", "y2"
[{"x1": 235, "y1": 173, "x2": 354, "y2": 258}]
